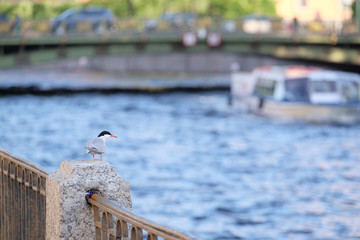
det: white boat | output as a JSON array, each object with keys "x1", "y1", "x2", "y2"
[{"x1": 230, "y1": 65, "x2": 360, "y2": 124}]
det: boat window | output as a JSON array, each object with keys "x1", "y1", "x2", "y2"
[
  {"x1": 342, "y1": 81, "x2": 359, "y2": 102},
  {"x1": 311, "y1": 80, "x2": 337, "y2": 93},
  {"x1": 284, "y1": 78, "x2": 309, "y2": 101},
  {"x1": 253, "y1": 77, "x2": 276, "y2": 97}
]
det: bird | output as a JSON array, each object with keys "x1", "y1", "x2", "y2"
[{"x1": 86, "y1": 131, "x2": 117, "y2": 160}]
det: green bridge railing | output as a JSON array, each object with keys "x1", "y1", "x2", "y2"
[
  {"x1": 1, "y1": 17, "x2": 360, "y2": 69},
  {"x1": 0, "y1": 17, "x2": 358, "y2": 40}
]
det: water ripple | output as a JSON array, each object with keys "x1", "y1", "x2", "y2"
[{"x1": 1, "y1": 88, "x2": 360, "y2": 239}]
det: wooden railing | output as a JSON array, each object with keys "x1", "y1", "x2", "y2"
[
  {"x1": 87, "y1": 192, "x2": 195, "y2": 240},
  {"x1": 0, "y1": 150, "x2": 48, "y2": 240}
]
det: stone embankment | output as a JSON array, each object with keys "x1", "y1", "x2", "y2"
[{"x1": 0, "y1": 53, "x2": 299, "y2": 94}]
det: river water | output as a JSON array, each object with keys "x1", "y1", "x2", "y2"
[{"x1": 1, "y1": 71, "x2": 360, "y2": 240}]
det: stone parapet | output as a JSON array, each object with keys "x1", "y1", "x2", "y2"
[{"x1": 46, "y1": 160, "x2": 131, "y2": 240}]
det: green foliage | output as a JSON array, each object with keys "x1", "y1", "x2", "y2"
[
  {"x1": 14, "y1": 2, "x2": 33, "y2": 19},
  {"x1": 257, "y1": 0, "x2": 277, "y2": 16},
  {"x1": 32, "y1": 3, "x2": 46, "y2": 19},
  {"x1": 0, "y1": 2, "x2": 16, "y2": 16},
  {"x1": 351, "y1": 0, "x2": 358, "y2": 20},
  {"x1": 85, "y1": 0, "x2": 131, "y2": 17},
  {"x1": 194, "y1": 0, "x2": 276, "y2": 19},
  {"x1": 0, "y1": 0, "x2": 277, "y2": 19},
  {"x1": 32, "y1": 2, "x2": 59, "y2": 19},
  {"x1": 52, "y1": 3, "x2": 81, "y2": 17},
  {"x1": 205, "y1": 0, "x2": 251, "y2": 18},
  {"x1": 133, "y1": 0, "x2": 171, "y2": 18}
]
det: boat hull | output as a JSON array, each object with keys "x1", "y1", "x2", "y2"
[{"x1": 235, "y1": 96, "x2": 360, "y2": 124}]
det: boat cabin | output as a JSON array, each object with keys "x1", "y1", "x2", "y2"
[
  {"x1": 309, "y1": 70, "x2": 360, "y2": 104},
  {"x1": 252, "y1": 66, "x2": 360, "y2": 104}
]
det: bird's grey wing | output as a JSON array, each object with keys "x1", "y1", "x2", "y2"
[
  {"x1": 86, "y1": 141, "x2": 93, "y2": 154},
  {"x1": 86, "y1": 138, "x2": 105, "y2": 154},
  {"x1": 86, "y1": 142, "x2": 97, "y2": 154}
]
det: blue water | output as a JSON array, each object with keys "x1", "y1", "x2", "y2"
[{"x1": 1, "y1": 88, "x2": 360, "y2": 239}]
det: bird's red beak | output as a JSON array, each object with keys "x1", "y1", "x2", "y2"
[{"x1": 111, "y1": 135, "x2": 117, "y2": 138}]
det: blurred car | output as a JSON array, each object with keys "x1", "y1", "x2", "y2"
[
  {"x1": 0, "y1": 12, "x2": 10, "y2": 22},
  {"x1": 162, "y1": 12, "x2": 196, "y2": 28},
  {"x1": 145, "y1": 12, "x2": 196, "y2": 31},
  {"x1": 222, "y1": 20, "x2": 237, "y2": 32},
  {"x1": 50, "y1": 6, "x2": 116, "y2": 34}
]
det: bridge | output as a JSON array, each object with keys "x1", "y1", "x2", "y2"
[{"x1": 0, "y1": 17, "x2": 360, "y2": 71}]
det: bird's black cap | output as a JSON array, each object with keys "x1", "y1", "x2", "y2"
[{"x1": 98, "y1": 131, "x2": 112, "y2": 137}]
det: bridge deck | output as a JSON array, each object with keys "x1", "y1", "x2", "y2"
[{"x1": 1, "y1": 18, "x2": 360, "y2": 69}]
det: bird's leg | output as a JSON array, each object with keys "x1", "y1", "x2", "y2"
[
  {"x1": 100, "y1": 154, "x2": 102, "y2": 161},
  {"x1": 92, "y1": 154, "x2": 95, "y2": 160}
]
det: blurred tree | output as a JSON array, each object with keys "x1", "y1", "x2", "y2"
[
  {"x1": 14, "y1": 2, "x2": 32, "y2": 19},
  {"x1": 352, "y1": 0, "x2": 357, "y2": 20},
  {"x1": 208, "y1": 0, "x2": 226, "y2": 17},
  {"x1": 206, "y1": 0, "x2": 275, "y2": 18},
  {"x1": 32, "y1": 3, "x2": 57, "y2": 19},
  {"x1": 125, "y1": 0, "x2": 135, "y2": 16},
  {"x1": 52, "y1": 2, "x2": 80, "y2": 17},
  {"x1": 352, "y1": 0, "x2": 360, "y2": 31},
  {"x1": 135, "y1": 0, "x2": 167, "y2": 18},
  {"x1": 0, "y1": 3, "x2": 16, "y2": 16},
  {"x1": 32, "y1": 3, "x2": 46, "y2": 19},
  {"x1": 85, "y1": 0, "x2": 137, "y2": 17},
  {"x1": 0, "y1": 0, "x2": 276, "y2": 19},
  {"x1": 257, "y1": 0, "x2": 276, "y2": 16}
]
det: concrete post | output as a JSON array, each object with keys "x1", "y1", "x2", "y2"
[{"x1": 46, "y1": 160, "x2": 132, "y2": 240}]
